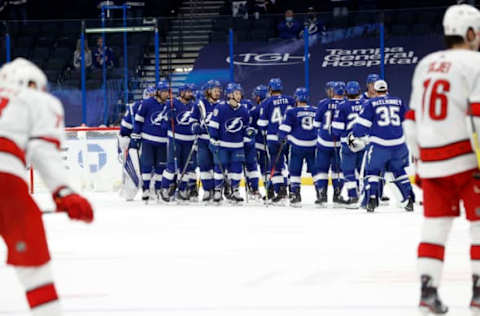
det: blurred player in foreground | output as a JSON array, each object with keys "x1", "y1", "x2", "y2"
[
  {"x1": 405, "y1": 4, "x2": 480, "y2": 314},
  {"x1": 0, "y1": 58, "x2": 93, "y2": 315}
]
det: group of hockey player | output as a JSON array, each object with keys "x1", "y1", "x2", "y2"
[{"x1": 118, "y1": 72, "x2": 415, "y2": 211}]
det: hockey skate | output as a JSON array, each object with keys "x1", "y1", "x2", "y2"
[
  {"x1": 332, "y1": 187, "x2": 345, "y2": 208},
  {"x1": 189, "y1": 185, "x2": 199, "y2": 203},
  {"x1": 176, "y1": 190, "x2": 190, "y2": 204},
  {"x1": 271, "y1": 185, "x2": 287, "y2": 206},
  {"x1": 314, "y1": 188, "x2": 328, "y2": 207},
  {"x1": 224, "y1": 182, "x2": 232, "y2": 200},
  {"x1": 289, "y1": 190, "x2": 301, "y2": 208},
  {"x1": 405, "y1": 194, "x2": 414, "y2": 212},
  {"x1": 230, "y1": 188, "x2": 244, "y2": 204},
  {"x1": 343, "y1": 196, "x2": 360, "y2": 209},
  {"x1": 366, "y1": 197, "x2": 378, "y2": 213},
  {"x1": 380, "y1": 195, "x2": 390, "y2": 206},
  {"x1": 419, "y1": 275, "x2": 448, "y2": 314},
  {"x1": 471, "y1": 275, "x2": 480, "y2": 315},
  {"x1": 248, "y1": 190, "x2": 263, "y2": 203},
  {"x1": 213, "y1": 188, "x2": 223, "y2": 204},
  {"x1": 160, "y1": 188, "x2": 171, "y2": 203},
  {"x1": 263, "y1": 184, "x2": 275, "y2": 204},
  {"x1": 202, "y1": 190, "x2": 213, "y2": 204}
]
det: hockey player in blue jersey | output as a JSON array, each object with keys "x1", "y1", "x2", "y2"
[
  {"x1": 278, "y1": 87, "x2": 318, "y2": 207},
  {"x1": 160, "y1": 83, "x2": 196, "y2": 202},
  {"x1": 208, "y1": 83, "x2": 251, "y2": 204},
  {"x1": 190, "y1": 80, "x2": 222, "y2": 202},
  {"x1": 239, "y1": 90, "x2": 262, "y2": 201},
  {"x1": 250, "y1": 85, "x2": 269, "y2": 196},
  {"x1": 314, "y1": 81, "x2": 344, "y2": 206},
  {"x1": 349, "y1": 80, "x2": 414, "y2": 212},
  {"x1": 331, "y1": 81, "x2": 365, "y2": 208},
  {"x1": 361, "y1": 74, "x2": 379, "y2": 101},
  {"x1": 258, "y1": 78, "x2": 296, "y2": 203},
  {"x1": 131, "y1": 82, "x2": 169, "y2": 201}
]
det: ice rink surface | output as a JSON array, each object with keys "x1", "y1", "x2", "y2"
[{"x1": 0, "y1": 186, "x2": 476, "y2": 315}]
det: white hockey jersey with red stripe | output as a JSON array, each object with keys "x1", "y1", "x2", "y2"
[
  {"x1": 0, "y1": 84, "x2": 69, "y2": 192},
  {"x1": 405, "y1": 48, "x2": 480, "y2": 178}
]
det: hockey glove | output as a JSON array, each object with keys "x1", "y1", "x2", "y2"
[
  {"x1": 245, "y1": 127, "x2": 257, "y2": 138},
  {"x1": 191, "y1": 122, "x2": 203, "y2": 135},
  {"x1": 347, "y1": 132, "x2": 367, "y2": 152},
  {"x1": 53, "y1": 186, "x2": 94, "y2": 223},
  {"x1": 129, "y1": 133, "x2": 141, "y2": 149}
]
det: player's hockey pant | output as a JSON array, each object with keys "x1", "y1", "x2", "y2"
[
  {"x1": 213, "y1": 148, "x2": 245, "y2": 190},
  {"x1": 364, "y1": 144, "x2": 412, "y2": 203},
  {"x1": 267, "y1": 141, "x2": 289, "y2": 193},
  {"x1": 315, "y1": 145, "x2": 342, "y2": 190},
  {"x1": 197, "y1": 142, "x2": 215, "y2": 191},
  {"x1": 161, "y1": 139, "x2": 194, "y2": 192},
  {"x1": 289, "y1": 145, "x2": 317, "y2": 193},
  {"x1": 341, "y1": 145, "x2": 364, "y2": 198},
  {"x1": 255, "y1": 144, "x2": 268, "y2": 176},
  {"x1": 0, "y1": 173, "x2": 62, "y2": 315},
  {"x1": 244, "y1": 143, "x2": 260, "y2": 191},
  {"x1": 140, "y1": 142, "x2": 166, "y2": 191}
]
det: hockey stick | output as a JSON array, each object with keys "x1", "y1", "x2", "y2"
[
  {"x1": 242, "y1": 163, "x2": 250, "y2": 203},
  {"x1": 265, "y1": 140, "x2": 286, "y2": 202},
  {"x1": 469, "y1": 106, "x2": 480, "y2": 179},
  {"x1": 176, "y1": 137, "x2": 198, "y2": 187}
]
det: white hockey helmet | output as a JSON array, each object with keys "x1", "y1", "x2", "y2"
[
  {"x1": 0, "y1": 58, "x2": 47, "y2": 91},
  {"x1": 374, "y1": 80, "x2": 388, "y2": 92},
  {"x1": 443, "y1": 4, "x2": 480, "y2": 38}
]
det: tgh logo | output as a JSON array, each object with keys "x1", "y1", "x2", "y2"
[
  {"x1": 78, "y1": 144, "x2": 107, "y2": 173},
  {"x1": 227, "y1": 53, "x2": 306, "y2": 66}
]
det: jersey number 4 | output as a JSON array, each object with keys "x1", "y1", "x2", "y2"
[
  {"x1": 422, "y1": 79, "x2": 449, "y2": 120},
  {"x1": 0, "y1": 97, "x2": 9, "y2": 117}
]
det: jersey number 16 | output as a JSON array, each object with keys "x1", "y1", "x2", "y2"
[{"x1": 422, "y1": 79, "x2": 449, "y2": 121}]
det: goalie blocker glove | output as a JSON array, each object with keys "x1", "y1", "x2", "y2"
[{"x1": 53, "y1": 186, "x2": 94, "y2": 223}]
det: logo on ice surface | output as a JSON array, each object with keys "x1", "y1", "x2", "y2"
[
  {"x1": 225, "y1": 117, "x2": 243, "y2": 133},
  {"x1": 78, "y1": 144, "x2": 107, "y2": 173}
]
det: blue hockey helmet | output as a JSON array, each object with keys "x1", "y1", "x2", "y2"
[
  {"x1": 252, "y1": 84, "x2": 268, "y2": 100},
  {"x1": 233, "y1": 83, "x2": 243, "y2": 94},
  {"x1": 346, "y1": 81, "x2": 361, "y2": 95},
  {"x1": 225, "y1": 82, "x2": 236, "y2": 96},
  {"x1": 334, "y1": 81, "x2": 346, "y2": 96},
  {"x1": 268, "y1": 78, "x2": 283, "y2": 91},
  {"x1": 187, "y1": 83, "x2": 197, "y2": 91},
  {"x1": 179, "y1": 83, "x2": 193, "y2": 94},
  {"x1": 325, "y1": 81, "x2": 336, "y2": 90},
  {"x1": 207, "y1": 79, "x2": 222, "y2": 90},
  {"x1": 143, "y1": 85, "x2": 155, "y2": 99},
  {"x1": 294, "y1": 87, "x2": 309, "y2": 102},
  {"x1": 156, "y1": 80, "x2": 169, "y2": 91},
  {"x1": 367, "y1": 74, "x2": 380, "y2": 85}
]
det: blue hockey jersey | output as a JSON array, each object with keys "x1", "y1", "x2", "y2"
[
  {"x1": 257, "y1": 94, "x2": 296, "y2": 142},
  {"x1": 167, "y1": 98, "x2": 195, "y2": 143},
  {"x1": 189, "y1": 97, "x2": 218, "y2": 145},
  {"x1": 120, "y1": 100, "x2": 141, "y2": 137},
  {"x1": 278, "y1": 105, "x2": 317, "y2": 148},
  {"x1": 353, "y1": 95, "x2": 407, "y2": 148},
  {"x1": 246, "y1": 100, "x2": 266, "y2": 150},
  {"x1": 133, "y1": 97, "x2": 168, "y2": 145},
  {"x1": 331, "y1": 98, "x2": 365, "y2": 144},
  {"x1": 208, "y1": 101, "x2": 250, "y2": 149},
  {"x1": 314, "y1": 98, "x2": 344, "y2": 148}
]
